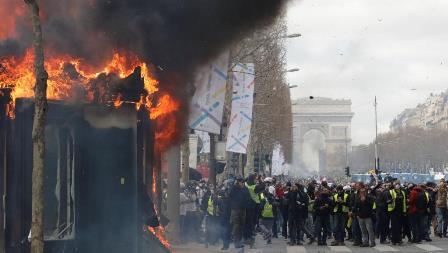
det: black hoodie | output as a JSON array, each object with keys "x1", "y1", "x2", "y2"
[{"x1": 314, "y1": 193, "x2": 333, "y2": 217}]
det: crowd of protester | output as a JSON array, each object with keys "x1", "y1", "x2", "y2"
[{"x1": 165, "y1": 173, "x2": 448, "y2": 250}]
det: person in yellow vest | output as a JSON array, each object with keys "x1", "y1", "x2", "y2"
[
  {"x1": 244, "y1": 173, "x2": 264, "y2": 247},
  {"x1": 259, "y1": 188, "x2": 278, "y2": 244},
  {"x1": 389, "y1": 181, "x2": 406, "y2": 245},
  {"x1": 378, "y1": 182, "x2": 394, "y2": 244},
  {"x1": 331, "y1": 185, "x2": 350, "y2": 246},
  {"x1": 204, "y1": 187, "x2": 220, "y2": 247}
]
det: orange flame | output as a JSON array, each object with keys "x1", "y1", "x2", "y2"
[
  {"x1": 0, "y1": 48, "x2": 178, "y2": 151},
  {"x1": 113, "y1": 94, "x2": 123, "y2": 108},
  {"x1": 148, "y1": 226, "x2": 171, "y2": 250},
  {"x1": 148, "y1": 169, "x2": 170, "y2": 250}
]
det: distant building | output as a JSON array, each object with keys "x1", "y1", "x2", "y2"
[{"x1": 390, "y1": 90, "x2": 448, "y2": 131}]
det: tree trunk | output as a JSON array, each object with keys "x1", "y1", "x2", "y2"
[
  {"x1": 24, "y1": 1, "x2": 48, "y2": 253},
  {"x1": 165, "y1": 146, "x2": 180, "y2": 243},
  {"x1": 180, "y1": 129, "x2": 190, "y2": 183}
]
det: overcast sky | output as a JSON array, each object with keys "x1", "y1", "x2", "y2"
[{"x1": 286, "y1": 0, "x2": 448, "y2": 145}]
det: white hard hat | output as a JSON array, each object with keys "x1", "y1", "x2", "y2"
[
  {"x1": 264, "y1": 177, "x2": 273, "y2": 183},
  {"x1": 268, "y1": 186, "x2": 275, "y2": 195}
]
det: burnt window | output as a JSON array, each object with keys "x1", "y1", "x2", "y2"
[{"x1": 44, "y1": 126, "x2": 75, "y2": 240}]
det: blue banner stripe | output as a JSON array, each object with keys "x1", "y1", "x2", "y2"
[{"x1": 213, "y1": 66, "x2": 228, "y2": 80}]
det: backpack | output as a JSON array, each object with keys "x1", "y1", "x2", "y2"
[{"x1": 416, "y1": 191, "x2": 428, "y2": 210}]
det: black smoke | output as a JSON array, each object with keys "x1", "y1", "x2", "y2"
[
  {"x1": 1, "y1": 0, "x2": 289, "y2": 143},
  {"x1": 3, "y1": 0, "x2": 288, "y2": 80}
]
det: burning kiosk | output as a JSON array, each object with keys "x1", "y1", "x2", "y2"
[{"x1": 0, "y1": 89, "x2": 169, "y2": 253}]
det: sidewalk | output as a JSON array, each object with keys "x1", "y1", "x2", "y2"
[
  {"x1": 172, "y1": 237, "x2": 266, "y2": 253},
  {"x1": 172, "y1": 242, "x2": 223, "y2": 253}
]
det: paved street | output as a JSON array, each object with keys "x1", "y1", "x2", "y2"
[{"x1": 174, "y1": 235, "x2": 448, "y2": 253}]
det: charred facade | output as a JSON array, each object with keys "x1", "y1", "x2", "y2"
[{"x1": 0, "y1": 91, "x2": 167, "y2": 253}]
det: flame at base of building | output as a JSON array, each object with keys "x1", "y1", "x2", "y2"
[
  {"x1": 148, "y1": 226, "x2": 171, "y2": 250},
  {"x1": 148, "y1": 162, "x2": 171, "y2": 250}
]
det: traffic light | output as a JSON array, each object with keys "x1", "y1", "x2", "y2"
[{"x1": 345, "y1": 166, "x2": 350, "y2": 177}]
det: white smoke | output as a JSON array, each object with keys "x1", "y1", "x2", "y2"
[{"x1": 84, "y1": 106, "x2": 137, "y2": 129}]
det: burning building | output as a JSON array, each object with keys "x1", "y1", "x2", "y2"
[{"x1": 0, "y1": 83, "x2": 170, "y2": 253}]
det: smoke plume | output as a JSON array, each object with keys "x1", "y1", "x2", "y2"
[
  {"x1": 1, "y1": 0, "x2": 289, "y2": 144},
  {"x1": 2, "y1": 0, "x2": 288, "y2": 80}
]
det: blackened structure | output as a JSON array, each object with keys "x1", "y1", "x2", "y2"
[{"x1": 0, "y1": 91, "x2": 166, "y2": 253}]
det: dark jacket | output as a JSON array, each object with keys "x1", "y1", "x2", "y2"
[
  {"x1": 314, "y1": 194, "x2": 333, "y2": 217},
  {"x1": 218, "y1": 193, "x2": 231, "y2": 221},
  {"x1": 377, "y1": 189, "x2": 391, "y2": 212},
  {"x1": 353, "y1": 195, "x2": 374, "y2": 218},
  {"x1": 201, "y1": 190, "x2": 212, "y2": 212},
  {"x1": 286, "y1": 190, "x2": 308, "y2": 217},
  {"x1": 229, "y1": 185, "x2": 251, "y2": 210},
  {"x1": 285, "y1": 190, "x2": 309, "y2": 218},
  {"x1": 298, "y1": 190, "x2": 310, "y2": 218}
]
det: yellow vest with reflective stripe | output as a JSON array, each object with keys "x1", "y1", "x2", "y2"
[
  {"x1": 207, "y1": 196, "x2": 214, "y2": 215},
  {"x1": 333, "y1": 193, "x2": 349, "y2": 213},
  {"x1": 245, "y1": 183, "x2": 260, "y2": 204},
  {"x1": 388, "y1": 190, "x2": 406, "y2": 213},
  {"x1": 261, "y1": 194, "x2": 274, "y2": 218}
]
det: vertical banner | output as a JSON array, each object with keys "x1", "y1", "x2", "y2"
[
  {"x1": 226, "y1": 63, "x2": 255, "y2": 154},
  {"x1": 195, "y1": 130, "x2": 210, "y2": 154},
  {"x1": 188, "y1": 134, "x2": 199, "y2": 169},
  {"x1": 189, "y1": 52, "x2": 230, "y2": 134}
]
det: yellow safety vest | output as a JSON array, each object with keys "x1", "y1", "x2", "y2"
[
  {"x1": 261, "y1": 194, "x2": 274, "y2": 218},
  {"x1": 333, "y1": 193, "x2": 349, "y2": 213},
  {"x1": 308, "y1": 200, "x2": 315, "y2": 213},
  {"x1": 245, "y1": 183, "x2": 260, "y2": 204},
  {"x1": 388, "y1": 190, "x2": 406, "y2": 213},
  {"x1": 207, "y1": 196, "x2": 215, "y2": 216}
]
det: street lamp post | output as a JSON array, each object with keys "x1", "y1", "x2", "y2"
[{"x1": 374, "y1": 96, "x2": 380, "y2": 174}]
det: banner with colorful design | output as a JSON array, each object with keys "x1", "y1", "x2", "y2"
[
  {"x1": 195, "y1": 130, "x2": 210, "y2": 154},
  {"x1": 226, "y1": 63, "x2": 255, "y2": 154},
  {"x1": 189, "y1": 52, "x2": 230, "y2": 134}
]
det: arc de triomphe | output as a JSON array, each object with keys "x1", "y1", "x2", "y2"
[{"x1": 292, "y1": 97, "x2": 354, "y2": 176}]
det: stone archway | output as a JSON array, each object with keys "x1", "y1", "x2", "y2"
[
  {"x1": 301, "y1": 129, "x2": 327, "y2": 175},
  {"x1": 292, "y1": 97, "x2": 354, "y2": 176}
]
